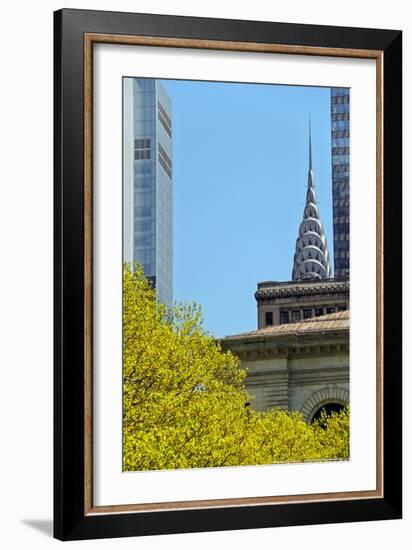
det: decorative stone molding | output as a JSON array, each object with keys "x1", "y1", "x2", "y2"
[
  {"x1": 300, "y1": 385, "x2": 349, "y2": 423},
  {"x1": 233, "y1": 342, "x2": 348, "y2": 362},
  {"x1": 255, "y1": 280, "x2": 349, "y2": 302}
]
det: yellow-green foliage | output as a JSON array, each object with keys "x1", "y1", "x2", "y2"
[{"x1": 123, "y1": 264, "x2": 349, "y2": 471}]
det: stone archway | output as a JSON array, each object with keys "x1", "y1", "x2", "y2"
[{"x1": 300, "y1": 385, "x2": 349, "y2": 424}]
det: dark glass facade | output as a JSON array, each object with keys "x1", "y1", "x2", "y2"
[
  {"x1": 331, "y1": 88, "x2": 350, "y2": 278},
  {"x1": 123, "y1": 78, "x2": 173, "y2": 307}
]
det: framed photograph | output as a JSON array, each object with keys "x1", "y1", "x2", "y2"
[{"x1": 54, "y1": 8, "x2": 402, "y2": 541}]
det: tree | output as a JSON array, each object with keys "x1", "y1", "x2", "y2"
[
  {"x1": 123, "y1": 264, "x2": 349, "y2": 471},
  {"x1": 312, "y1": 406, "x2": 350, "y2": 460}
]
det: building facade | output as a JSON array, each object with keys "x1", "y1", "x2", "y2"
[
  {"x1": 221, "y1": 311, "x2": 349, "y2": 423},
  {"x1": 331, "y1": 87, "x2": 350, "y2": 278},
  {"x1": 123, "y1": 78, "x2": 173, "y2": 307},
  {"x1": 256, "y1": 278, "x2": 349, "y2": 329}
]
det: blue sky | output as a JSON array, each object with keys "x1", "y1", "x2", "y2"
[{"x1": 161, "y1": 79, "x2": 333, "y2": 338}]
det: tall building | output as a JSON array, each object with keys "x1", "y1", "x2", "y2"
[
  {"x1": 331, "y1": 88, "x2": 350, "y2": 278},
  {"x1": 256, "y1": 124, "x2": 347, "y2": 330},
  {"x1": 123, "y1": 78, "x2": 173, "y2": 307},
  {"x1": 292, "y1": 123, "x2": 331, "y2": 281},
  {"x1": 221, "y1": 122, "x2": 349, "y2": 422}
]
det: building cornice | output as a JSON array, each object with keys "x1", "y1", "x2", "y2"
[
  {"x1": 221, "y1": 325, "x2": 349, "y2": 362},
  {"x1": 222, "y1": 340, "x2": 349, "y2": 362},
  {"x1": 255, "y1": 279, "x2": 349, "y2": 302}
]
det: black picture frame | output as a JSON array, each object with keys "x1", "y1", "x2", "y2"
[{"x1": 54, "y1": 8, "x2": 402, "y2": 541}]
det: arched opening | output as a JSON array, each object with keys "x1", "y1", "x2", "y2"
[
  {"x1": 310, "y1": 402, "x2": 345, "y2": 426},
  {"x1": 300, "y1": 388, "x2": 349, "y2": 425}
]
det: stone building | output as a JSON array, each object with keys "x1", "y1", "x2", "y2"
[
  {"x1": 256, "y1": 277, "x2": 349, "y2": 329},
  {"x1": 221, "y1": 124, "x2": 349, "y2": 423},
  {"x1": 221, "y1": 310, "x2": 349, "y2": 423}
]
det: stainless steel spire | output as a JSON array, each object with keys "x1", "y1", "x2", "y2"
[{"x1": 292, "y1": 123, "x2": 331, "y2": 281}]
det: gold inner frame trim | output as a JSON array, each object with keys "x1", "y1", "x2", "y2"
[{"x1": 84, "y1": 32, "x2": 384, "y2": 515}]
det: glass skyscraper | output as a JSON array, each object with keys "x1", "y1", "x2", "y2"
[
  {"x1": 331, "y1": 87, "x2": 350, "y2": 278},
  {"x1": 123, "y1": 78, "x2": 173, "y2": 307}
]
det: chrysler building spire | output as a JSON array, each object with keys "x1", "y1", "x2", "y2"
[
  {"x1": 309, "y1": 116, "x2": 312, "y2": 171},
  {"x1": 292, "y1": 123, "x2": 331, "y2": 281}
]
